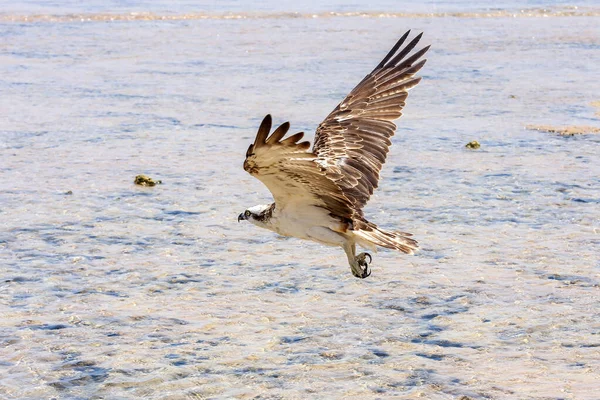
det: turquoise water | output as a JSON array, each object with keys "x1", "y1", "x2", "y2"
[{"x1": 1, "y1": 2, "x2": 599, "y2": 399}]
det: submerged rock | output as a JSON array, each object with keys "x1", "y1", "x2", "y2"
[
  {"x1": 465, "y1": 140, "x2": 480, "y2": 149},
  {"x1": 134, "y1": 175, "x2": 162, "y2": 186}
]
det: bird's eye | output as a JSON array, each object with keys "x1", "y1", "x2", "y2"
[{"x1": 244, "y1": 210, "x2": 251, "y2": 218}]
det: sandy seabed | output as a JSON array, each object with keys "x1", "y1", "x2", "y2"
[{"x1": 1, "y1": 2, "x2": 599, "y2": 399}]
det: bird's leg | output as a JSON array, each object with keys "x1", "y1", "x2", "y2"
[{"x1": 343, "y1": 242, "x2": 372, "y2": 279}]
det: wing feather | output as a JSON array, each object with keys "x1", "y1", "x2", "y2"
[
  {"x1": 386, "y1": 32, "x2": 423, "y2": 67},
  {"x1": 280, "y1": 131, "x2": 305, "y2": 145},
  {"x1": 244, "y1": 115, "x2": 355, "y2": 219},
  {"x1": 266, "y1": 121, "x2": 290, "y2": 144},
  {"x1": 244, "y1": 32, "x2": 429, "y2": 222},
  {"x1": 313, "y1": 31, "x2": 429, "y2": 211},
  {"x1": 254, "y1": 115, "x2": 271, "y2": 146}
]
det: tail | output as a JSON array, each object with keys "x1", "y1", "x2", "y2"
[{"x1": 352, "y1": 222, "x2": 418, "y2": 255}]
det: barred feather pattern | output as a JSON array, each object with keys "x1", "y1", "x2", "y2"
[
  {"x1": 244, "y1": 115, "x2": 355, "y2": 219},
  {"x1": 313, "y1": 30, "x2": 429, "y2": 212},
  {"x1": 243, "y1": 31, "x2": 428, "y2": 254}
]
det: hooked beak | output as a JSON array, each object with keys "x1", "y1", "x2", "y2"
[{"x1": 238, "y1": 213, "x2": 245, "y2": 222}]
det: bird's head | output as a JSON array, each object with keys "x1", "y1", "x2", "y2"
[{"x1": 238, "y1": 204, "x2": 274, "y2": 228}]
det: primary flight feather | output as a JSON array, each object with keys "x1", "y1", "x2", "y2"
[{"x1": 239, "y1": 31, "x2": 429, "y2": 278}]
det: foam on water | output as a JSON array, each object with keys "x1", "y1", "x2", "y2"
[{"x1": 1, "y1": 2, "x2": 599, "y2": 399}]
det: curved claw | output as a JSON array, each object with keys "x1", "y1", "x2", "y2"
[
  {"x1": 352, "y1": 252, "x2": 373, "y2": 279},
  {"x1": 361, "y1": 266, "x2": 371, "y2": 279}
]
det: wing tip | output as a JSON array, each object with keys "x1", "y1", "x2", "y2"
[
  {"x1": 298, "y1": 141, "x2": 311, "y2": 150},
  {"x1": 376, "y1": 31, "x2": 430, "y2": 71},
  {"x1": 261, "y1": 114, "x2": 272, "y2": 129},
  {"x1": 254, "y1": 114, "x2": 273, "y2": 146},
  {"x1": 266, "y1": 120, "x2": 291, "y2": 145},
  {"x1": 280, "y1": 131, "x2": 305, "y2": 145}
]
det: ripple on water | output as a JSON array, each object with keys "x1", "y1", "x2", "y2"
[{"x1": 1, "y1": 7, "x2": 599, "y2": 400}]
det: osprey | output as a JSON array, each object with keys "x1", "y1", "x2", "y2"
[{"x1": 239, "y1": 31, "x2": 429, "y2": 278}]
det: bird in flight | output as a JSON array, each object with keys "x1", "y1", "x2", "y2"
[{"x1": 238, "y1": 31, "x2": 429, "y2": 278}]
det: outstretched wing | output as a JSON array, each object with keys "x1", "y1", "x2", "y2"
[
  {"x1": 244, "y1": 115, "x2": 354, "y2": 219},
  {"x1": 313, "y1": 30, "x2": 430, "y2": 212}
]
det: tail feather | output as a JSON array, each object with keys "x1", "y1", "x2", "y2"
[{"x1": 353, "y1": 224, "x2": 418, "y2": 255}]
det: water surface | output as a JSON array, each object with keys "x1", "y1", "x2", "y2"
[{"x1": 1, "y1": 1, "x2": 599, "y2": 399}]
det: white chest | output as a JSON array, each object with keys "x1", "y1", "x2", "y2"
[{"x1": 268, "y1": 203, "x2": 346, "y2": 247}]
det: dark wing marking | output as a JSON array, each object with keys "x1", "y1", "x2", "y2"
[
  {"x1": 313, "y1": 31, "x2": 430, "y2": 212},
  {"x1": 244, "y1": 115, "x2": 354, "y2": 219}
]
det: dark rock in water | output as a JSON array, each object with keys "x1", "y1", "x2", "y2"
[
  {"x1": 28, "y1": 323, "x2": 69, "y2": 330},
  {"x1": 371, "y1": 349, "x2": 390, "y2": 358},
  {"x1": 416, "y1": 352, "x2": 445, "y2": 361},
  {"x1": 280, "y1": 336, "x2": 308, "y2": 344},
  {"x1": 465, "y1": 141, "x2": 481, "y2": 149},
  {"x1": 134, "y1": 174, "x2": 162, "y2": 186}
]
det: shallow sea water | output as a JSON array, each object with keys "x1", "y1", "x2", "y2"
[{"x1": 1, "y1": 1, "x2": 599, "y2": 399}]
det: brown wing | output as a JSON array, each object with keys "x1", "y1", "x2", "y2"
[
  {"x1": 244, "y1": 115, "x2": 354, "y2": 219},
  {"x1": 313, "y1": 31, "x2": 430, "y2": 212}
]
